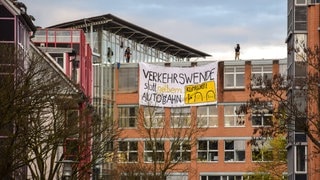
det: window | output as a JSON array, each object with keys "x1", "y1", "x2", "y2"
[
  {"x1": 118, "y1": 141, "x2": 138, "y2": 162},
  {"x1": 224, "y1": 66, "x2": 245, "y2": 89},
  {"x1": 65, "y1": 139, "x2": 78, "y2": 160},
  {"x1": 144, "y1": 106, "x2": 164, "y2": 128},
  {"x1": 166, "y1": 175, "x2": 188, "y2": 180},
  {"x1": 118, "y1": 67, "x2": 138, "y2": 92},
  {"x1": 65, "y1": 110, "x2": 79, "y2": 138},
  {"x1": 56, "y1": 57, "x2": 64, "y2": 68},
  {"x1": 296, "y1": 0, "x2": 306, "y2": 5},
  {"x1": 170, "y1": 107, "x2": 191, "y2": 128},
  {"x1": 0, "y1": 20, "x2": 14, "y2": 41},
  {"x1": 197, "y1": 105, "x2": 218, "y2": 127},
  {"x1": 251, "y1": 140, "x2": 273, "y2": 162},
  {"x1": 251, "y1": 105, "x2": 273, "y2": 126},
  {"x1": 144, "y1": 141, "x2": 164, "y2": 162},
  {"x1": 171, "y1": 141, "x2": 191, "y2": 162},
  {"x1": 198, "y1": 140, "x2": 218, "y2": 162},
  {"x1": 224, "y1": 140, "x2": 246, "y2": 162},
  {"x1": 296, "y1": 145, "x2": 306, "y2": 172},
  {"x1": 118, "y1": 106, "x2": 138, "y2": 128},
  {"x1": 224, "y1": 105, "x2": 245, "y2": 127},
  {"x1": 201, "y1": 175, "x2": 244, "y2": 180},
  {"x1": 251, "y1": 65, "x2": 273, "y2": 87}
]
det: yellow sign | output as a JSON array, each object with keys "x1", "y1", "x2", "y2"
[{"x1": 184, "y1": 81, "x2": 216, "y2": 104}]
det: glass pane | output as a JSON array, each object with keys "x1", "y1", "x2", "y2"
[
  {"x1": 129, "y1": 152, "x2": 138, "y2": 161},
  {"x1": 119, "y1": 142, "x2": 127, "y2": 151},
  {"x1": 252, "y1": 116, "x2": 262, "y2": 126},
  {"x1": 224, "y1": 74, "x2": 234, "y2": 87},
  {"x1": 264, "y1": 116, "x2": 272, "y2": 126},
  {"x1": 130, "y1": 142, "x2": 138, "y2": 150},
  {"x1": 198, "y1": 141, "x2": 207, "y2": 150},
  {"x1": 235, "y1": 74, "x2": 244, "y2": 86},
  {"x1": 225, "y1": 141, "x2": 234, "y2": 150},
  {"x1": 225, "y1": 152, "x2": 234, "y2": 161},
  {"x1": 252, "y1": 150, "x2": 262, "y2": 161},
  {"x1": 224, "y1": 67, "x2": 235, "y2": 73},
  {"x1": 198, "y1": 152, "x2": 207, "y2": 161},
  {"x1": 208, "y1": 117, "x2": 218, "y2": 126},
  {"x1": 197, "y1": 106, "x2": 206, "y2": 114},
  {"x1": 209, "y1": 141, "x2": 218, "y2": 150},
  {"x1": 296, "y1": 145, "x2": 306, "y2": 171},
  {"x1": 224, "y1": 106, "x2": 234, "y2": 115},
  {"x1": 235, "y1": 150, "x2": 245, "y2": 161},
  {"x1": 224, "y1": 117, "x2": 234, "y2": 126},
  {"x1": 209, "y1": 152, "x2": 218, "y2": 161}
]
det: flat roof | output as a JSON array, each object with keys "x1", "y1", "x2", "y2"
[{"x1": 48, "y1": 14, "x2": 211, "y2": 59}]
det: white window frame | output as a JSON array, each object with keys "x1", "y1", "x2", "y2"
[
  {"x1": 224, "y1": 105, "x2": 245, "y2": 127},
  {"x1": 144, "y1": 141, "x2": 164, "y2": 162},
  {"x1": 200, "y1": 175, "x2": 245, "y2": 180},
  {"x1": 118, "y1": 141, "x2": 138, "y2": 162},
  {"x1": 144, "y1": 106, "x2": 164, "y2": 128},
  {"x1": 296, "y1": 0, "x2": 307, "y2": 5},
  {"x1": 170, "y1": 107, "x2": 191, "y2": 128},
  {"x1": 171, "y1": 141, "x2": 191, "y2": 162},
  {"x1": 224, "y1": 66, "x2": 245, "y2": 89},
  {"x1": 197, "y1": 140, "x2": 218, "y2": 162},
  {"x1": 118, "y1": 67, "x2": 138, "y2": 92},
  {"x1": 197, "y1": 105, "x2": 218, "y2": 127},
  {"x1": 224, "y1": 140, "x2": 246, "y2": 162},
  {"x1": 251, "y1": 140, "x2": 273, "y2": 162},
  {"x1": 251, "y1": 65, "x2": 273, "y2": 88},
  {"x1": 118, "y1": 106, "x2": 138, "y2": 128},
  {"x1": 295, "y1": 145, "x2": 307, "y2": 173}
]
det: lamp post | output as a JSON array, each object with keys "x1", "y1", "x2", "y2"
[{"x1": 56, "y1": 160, "x2": 78, "y2": 180}]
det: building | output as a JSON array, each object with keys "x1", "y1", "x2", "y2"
[
  {"x1": 109, "y1": 59, "x2": 287, "y2": 179},
  {"x1": 0, "y1": 0, "x2": 93, "y2": 179},
  {"x1": 48, "y1": 13, "x2": 211, "y2": 178},
  {"x1": 286, "y1": 0, "x2": 320, "y2": 179},
  {"x1": 32, "y1": 28, "x2": 93, "y2": 179}
]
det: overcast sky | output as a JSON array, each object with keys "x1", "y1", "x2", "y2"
[{"x1": 22, "y1": 0, "x2": 287, "y2": 61}]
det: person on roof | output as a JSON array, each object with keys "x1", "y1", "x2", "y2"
[
  {"x1": 235, "y1": 44, "x2": 240, "y2": 60},
  {"x1": 124, "y1": 47, "x2": 131, "y2": 63}
]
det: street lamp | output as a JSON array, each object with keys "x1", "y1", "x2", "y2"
[{"x1": 56, "y1": 160, "x2": 78, "y2": 180}]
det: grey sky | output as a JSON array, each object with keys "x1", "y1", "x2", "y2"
[{"x1": 22, "y1": 0, "x2": 287, "y2": 60}]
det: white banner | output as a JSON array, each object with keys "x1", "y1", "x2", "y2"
[{"x1": 139, "y1": 62, "x2": 218, "y2": 107}]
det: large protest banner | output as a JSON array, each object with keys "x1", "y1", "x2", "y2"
[{"x1": 139, "y1": 62, "x2": 218, "y2": 107}]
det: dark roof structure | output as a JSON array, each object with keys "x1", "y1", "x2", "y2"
[{"x1": 48, "y1": 14, "x2": 211, "y2": 59}]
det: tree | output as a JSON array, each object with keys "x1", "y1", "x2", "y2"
[
  {"x1": 0, "y1": 43, "x2": 119, "y2": 179},
  {"x1": 247, "y1": 135, "x2": 287, "y2": 180},
  {"x1": 113, "y1": 106, "x2": 206, "y2": 180}
]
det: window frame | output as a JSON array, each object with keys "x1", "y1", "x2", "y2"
[
  {"x1": 295, "y1": 145, "x2": 307, "y2": 173},
  {"x1": 118, "y1": 106, "x2": 138, "y2": 128},
  {"x1": 197, "y1": 140, "x2": 218, "y2": 162},
  {"x1": 118, "y1": 141, "x2": 138, "y2": 162},
  {"x1": 251, "y1": 65, "x2": 273, "y2": 88},
  {"x1": 144, "y1": 141, "x2": 165, "y2": 163},
  {"x1": 224, "y1": 105, "x2": 245, "y2": 127},
  {"x1": 170, "y1": 107, "x2": 191, "y2": 128},
  {"x1": 171, "y1": 141, "x2": 191, "y2": 162},
  {"x1": 197, "y1": 105, "x2": 218, "y2": 127},
  {"x1": 251, "y1": 140, "x2": 273, "y2": 162},
  {"x1": 251, "y1": 113, "x2": 273, "y2": 127},
  {"x1": 143, "y1": 106, "x2": 165, "y2": 128},
  {"x1": 118, "y1": 67, "x2": 138, "y2": 92},
  {"x1": 224, "y1": 140, "x2": 246, "y2": 162},
  {"x1": 224, "y1": 66, "x2": 245, "y2": 89}
]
